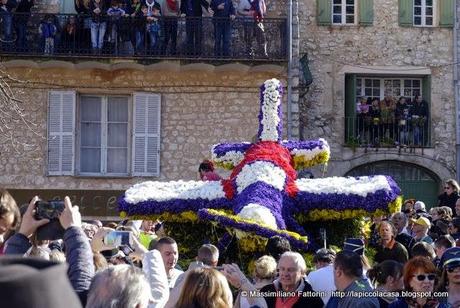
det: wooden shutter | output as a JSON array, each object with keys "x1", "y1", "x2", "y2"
[
  {"x1": 399, "y1": 0, "x2": 414, "y2": 26},
  {"x1": 317, "y1": 0, "x2": 332, "y2": 26},
  {"x1": 48, "y1": 91, "x2": 76, "y2": 175},
  {"x1": 344, "y1": 74, "x2": 357, "y2": 143},
  {"x1": 132, "y1": 93, "x2": 161, "y2": 176},
  {"x1": 359, "y1": 0, "x2": 374, "y2": 26},
  {"x1": 439, "y1": 0, "x2": 454, "y2": 27}
]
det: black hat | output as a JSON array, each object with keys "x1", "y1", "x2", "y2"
[
  {"x1": 0, "y1": 256, "x2": 82, "y2": 308},
  {"x1": 440, "y1": 247, "x2": 460, "y2": 270},
  {"x1": 343, "y1": 238, "x2": 365, "y2": 256}
]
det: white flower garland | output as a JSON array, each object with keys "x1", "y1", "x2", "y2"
[
  {"x1": 211, "y1": 145, "x2": 248, "y2": 167},
  {"x1": 289, "y1": 138, "x2": 331, "y2": 160},
  {"x1": 125, "y1": 180, "x2": 226, "y2": 203},
  {"x1": 295, "y1": 175, "x2": 392, "y2": 197},
  {"x1": 235, "y1": 161, "x2": 286, "y2": 194},
  {"x1": 260, "y1": 79, "x2": 282, "y2": 141},
  {"x1": 237, "y1": 203, "x2": 278, "y2": 230}
]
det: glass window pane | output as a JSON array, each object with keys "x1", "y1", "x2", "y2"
[
  {"x1": 346, "y1": 5, "x2": 354, "y2": 14},
  {"x1": 413, "y1": 80, "x2": 420, "y2": 87},
  {"x1": 425, "y1": 17, "x2": 432, "y2": 25},
  {"x1": 426, "y1": 7, "x2": 433, "y2": 16},
  {"x1": 108, "y1": 123, "x2": 128, "y2": 147},
  {"x1": 404, "y1": 88, "x2": 411, "y2": 96},
  {"x1": 107, "y1": 149, "x2": 127, "y2": 173},
  {"x1": 333, "y1": 0, "x2": 341, "y2": 4},
  {"x1": 373, "y1": 89, "x2": 380, "y2": 97},
  {"x1": 414, "y1": 0, "x2": 421, "y2": 5},
  {"x1": 80, "y1": 96, "x2": 101, "y2": 121},
  {"x1": 365, "y1": 79, "x2": 372, "y2": 87},
  {"x1": 393, "y1": 80, "x2": 400, "y2": 87},
  {"x1": 414, "y1": 7, "x2": 422, "y2": 15},
  {"x1": 81, "y1": 123, "x2": 101, "y2": 146},
  {"x1": 373, "y1": 79, "x2": 380, "y2": 87},
  {"x1": 333, "y1": 15, "x2": 342, "y2": 23},
  {"x1": 108, "y1": 97, "x2": 128, "y2": 122},
  {"x1": 365, "y1": 88, "x2": 372, "y2": 96},
  {"x1": 81, "y1": 149, "x2": 101, "y2": 173},
  {"x1": 346, "y1": 0, "x2": 354, "y2": 4},
  {"x1": 404, "y1": 80, "x2": 412, "y2": 87},
  {"x1": 346, "y1": 15, "x2": 354, "y2": 23},
  {"x1": 333, "y1": 6, "x2": 341, "y2": 13},
  {"x1": 414, "y1": 17, "x2": 421, "y2": 25},
  {"x1": 426, "y1": 0, "x2": 432, "y2": 6}
]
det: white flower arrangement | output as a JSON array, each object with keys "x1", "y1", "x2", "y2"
[
  {"x1": 237, "y1": 203, "x2": 278, "y2": 230},
  {"x1": 211, "y1": 146, "x2": 248, "y2": 168},
  {"x1": 289, "y1": 138, "x2": 331, "y2": 160},
  {"x1": 259, "y1": 79, "x2": 282, "y2": 141},
  {"x1": 235, "y1": 161, "x2": 286, "y2": 194},
  {"x1": 125, "y1": 180, "x2": 226, "y2": 204},
  {"x1": 295, "y1": 175, "x2": 392, "y2": 197}
]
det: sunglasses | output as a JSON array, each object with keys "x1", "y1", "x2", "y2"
[
  {"x1": 444, "y1": 187, "x2": 451, "y2": 190},
  {"x1": 414, "y1": 274, "x2": 436, "y2": 281},
  {"x1": 446, "y1": 266, "x2": 460, "y2": 273}
]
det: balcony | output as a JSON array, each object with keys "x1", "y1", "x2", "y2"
[
  {"x1": 345, "y1": 116, "x2": 432, "y2": 151},
  {"x1": 0, "y1": 13, "x2": 287, "y2": 62}
]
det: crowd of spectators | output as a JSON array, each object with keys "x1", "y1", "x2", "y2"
[
  {"x1": 1, "y1": 180, "x2": 460, "y2": 308},
  {"x1": 0, "y1": 0, "x2": 270, "y2": 57},
  {"x1": 354, "y1": 94, "x2": 429, "y2": 147}
]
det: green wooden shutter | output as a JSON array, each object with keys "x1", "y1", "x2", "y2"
[
  {"x1": 439, "y1": 0, "x2": 454, "y2": 27},
  {"x1": 317, "y1": 0, "x2": 332, "y2": 26},
  {"x1": 399, "y1": 0, "x2": 413, "y2": 27},
  {"x1": 422, "y1": 75, "x2": 431, "y2": 145},
  {"x1": 345, "y1": 74, "x2": 357, "y2": 143},
  {"x1": 359, "y1": 0, "x2": 374, "y2": 26}
]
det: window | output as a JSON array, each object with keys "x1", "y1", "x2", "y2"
[
  {"x1": 332, "y1": 0, "x2": 356, "y2": 24},
  {"x1": 48, "y1": 91, "x2": 161, "y2": 177},
  {"x1": 355, "y1": 77, "x2": 421, "y2": 101},
  {"x1": 79, "y1": 95, "x2": 129, "y2": 176},
  {"x1": 413, "y1": 0, "x2": 434, "y2": 26}
]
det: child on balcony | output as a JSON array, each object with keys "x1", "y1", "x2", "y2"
[
  {"x1": 39, "y1": 14, "x2": 57, "y2": 55},
  {"x1": 107, "y1": 0, "x2": 126, "y2": 47},
  {"x1": 144, "y1": 1, "x2": 161, "y2": 53}
]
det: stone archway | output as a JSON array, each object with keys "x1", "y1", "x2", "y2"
[{"x1": 346, "y1": 160, "x2": 441, "y2": 208}]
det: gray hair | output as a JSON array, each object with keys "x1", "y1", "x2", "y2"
[
  {"x1": 279, "y1": 251, "x2": 307, "y2": 274},
  {"x1": 391, "y1": 212, "x2": 408, "y2": 226},
  {"x1": 197, "y1": 244, "x2": 219, "y2": 266},
  {"x1": 86, "y1": 264, "x2": 151, "y2": 308}
]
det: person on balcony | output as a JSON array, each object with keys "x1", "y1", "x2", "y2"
[
  {"x1": 369, "y1": 97, "x2": 381, "y2": 147},
  {"x1": 210, "y1": 0, "x2": 235, "y2": 58},
  {"x1": 60, "y1": 15, "x2": 78, "y2": 53},
  {"x1": 157, "y1": 0, "x2": 180, "y2": 55},
  {"x1": 410, "y1": 94, "x2": 429, "y2": 146},
  {"x1": 106, "y1": 0, "x2": 126, "y2": 52},
  {"x1": 380, "y1": 96, "x2": 396, "y2": 143},
  {"x1": 144, "y1": 1, "x2": 161, "y2": 54},
  {"x1": 180, "y1": 0, "x2": 211, "y2": 57},
  {"x1": 237, "y1": 0, "x2": 267, "y2": 58},
  {"x1": 395, "y1": 96, "x2": 411, "y2": 146},
  {"x1": 14, "y1": 0, "x2": 33, "y2": 51},
  {"x1": 89, "y1": 0, "x2": 107, "y2": 53},
  {"x1": 0, "y1": 0, "x2": 17, "y2": 47},
  {"x1": 356, "y1": 96, "x2": 370, "y2": 145},
  {"x1": 39, "y1": 14, "x2": 57, "y2": 55}
]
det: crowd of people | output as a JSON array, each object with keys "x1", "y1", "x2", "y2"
[
  {"x1": 1, "y1": 177, "x2": 460, "y2": 308},
  {"x1": 0, "y1": 0, "x2": 269, "y2": 57},
  {"x1": 353, "y1": 94, "x2": 429, "y2": 147}
]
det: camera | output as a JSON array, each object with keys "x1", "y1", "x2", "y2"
[
  {"x1": 104, "y1": 231, "x2": 132, "y2": 247},
  {"x1": 35, "y1": 200, "x2": 65, "y2": 220}
]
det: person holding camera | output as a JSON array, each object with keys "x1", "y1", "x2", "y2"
[{"x1": 4, "y1": 196, "x2": 95, "y2": 306}]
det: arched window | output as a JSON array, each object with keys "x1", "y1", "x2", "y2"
[{"x1": 346, "y1": 160, "x2": 440, "y2": 208}]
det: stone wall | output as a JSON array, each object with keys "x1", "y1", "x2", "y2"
[
  {"x1": 0, "y1": 66, "x2": 286, "y2": 190},
  {"x1": 296, "y1": 0, "x2": 456, "y2": 179}
]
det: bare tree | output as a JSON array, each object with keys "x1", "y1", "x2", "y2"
[{"x1": 0, "y1": 68, "x2": 42, "y2": 152}]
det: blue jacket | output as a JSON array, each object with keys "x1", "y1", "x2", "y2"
[
  {"x1": 210, "y1": 0, "x2": 235, "y2": 18},
  {"x1": 5, "y1": 227, "x2": 94, "y2": 306}
]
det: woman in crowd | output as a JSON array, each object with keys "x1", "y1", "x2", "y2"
[
  {"x1": 438, "y1": 179, "x2": 460, "y2": 216},
  {"x1": 367, "y1": 260, "x2": 404, "y2": 308},
  {"x1": 374, "y1": 221, "x2": 409, "y2": 264},
  {"x1": 0, "y1": 189, "x2": 20, "y2": 253},
  {"x1": 429, "y1": 207, "x2": 451, "y2": 240},
  {"x1": 198, "y1": 159, "x2": 221, "y2": 181},
  {"x1": 389, "y1": 256, "x2": 439, "y2": 308},
  {"x1": 437, "y1": 247, "x2": 460, "y2": 308},
  {"x1": 176, "y1": 267, "x2": 233, "y2": 308}
]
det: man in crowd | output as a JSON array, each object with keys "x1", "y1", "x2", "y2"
[
  {"x1": 265, "y1": 235, "x2": 291, "y2": 261},
  {"x1": 152, "y1": 236, "x2": 183, "y2": 288},
  {"x1": 391, "y1": 211, "x2": 415, "y2": 252},
  {"x1": 307, "y1": 248, "x2": 336, "y2": 305},
  {"x1": 412, "y1": 216, "x2": 433, "y2": 244}
]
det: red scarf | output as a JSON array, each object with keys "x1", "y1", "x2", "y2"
[{"x1": 166, "y1": 0, "x2": 176, "y2": 11}]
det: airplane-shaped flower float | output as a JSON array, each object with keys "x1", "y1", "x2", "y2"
[{"x1": 118, "y1": 78, "x2": 402, "y2": 251}]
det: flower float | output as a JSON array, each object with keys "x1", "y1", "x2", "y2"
[{"x1": 119, "y1": 78, "x2": 401, "y2": 251}]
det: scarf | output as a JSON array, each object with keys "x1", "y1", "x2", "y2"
[
  {"x1": 146, "y1": 0, "x2": 155, "y2": 16},
  {"x1": 166, "y1": 0, "x2": 176, "y2": 11}
]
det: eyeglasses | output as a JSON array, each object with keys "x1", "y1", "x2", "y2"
[
  {"x1": 414, "y1": 274, "x2": 436, "y2": 281},
  {"x1": 444, "y1": 187, "x2": 451, "y2": 190}
]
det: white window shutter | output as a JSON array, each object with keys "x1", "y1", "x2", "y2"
[
  {"x1": 132, "y1": 93, "x2": 161, "y2": 176},
  {"x1": 48, "y1": 91, "x2": 76, "y2": 175}
]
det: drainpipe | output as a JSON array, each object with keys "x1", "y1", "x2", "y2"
[
  {"x1": 455, "y1": 2, "x2": 460, "y2": 182},
  {"x1": 287, "y1": 0, "x2": 293, "y2": 139}
]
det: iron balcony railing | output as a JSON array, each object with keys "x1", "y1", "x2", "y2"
[
  {"x1": 345, "y1": 116, "x2": 432, "y2": 149},
  {"x1": 0, "y1": 13, "x2": 287, "y2": 61}
]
